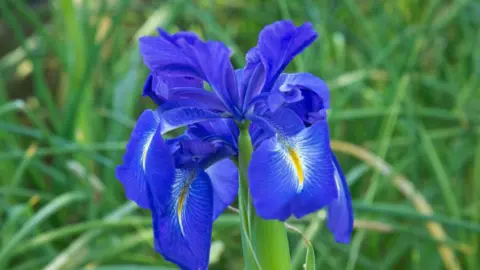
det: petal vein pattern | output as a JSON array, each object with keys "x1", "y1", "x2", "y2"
[
  {"x1": 287, "y1": 146, "x2": 304, "y2": 190},
  {"x1": 139, "y1": 29, "x2": 240, "y2": 116},
  {"x1": 160, "y1": 107, "x2": 222, "y2": 134},
  {"x1": 174, "y1": 170, "x2": 196, "y2": 236},
  {"x1": 115, "y1": 110, "x2": 161, "y2": 209},
  {"x1": 249, "y1": 120, "x2": 337, "y2": 220},
  {"x1": 149, "y1": 168, "x2": 213, "y2": 270}
]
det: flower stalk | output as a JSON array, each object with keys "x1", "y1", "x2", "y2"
[{"x1": 238, "y1": 122, "x2": 291, "y2": 270}]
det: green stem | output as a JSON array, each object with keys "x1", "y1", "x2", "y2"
[
  {"x1": 238, "y1": 122, "x2": 257, "y2": 270},
  {"x1": 237, "y1": 122, "x2": 291, "y2": 270}
]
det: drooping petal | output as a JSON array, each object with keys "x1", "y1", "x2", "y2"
[
  {"x1": 115, "y1": 110, "x2": 163, "y2": 209},
  {"x1": 139, "y1": 29, "x2": 240, "y2": 116},
  {"x1": 248, "y1": 138, "x2": 299, "y2": 219},
  {"x1": 159, "y1": 106, "x2": 222, "y2": 134},
  {"x1": 249, "y1": 120, "x2": 337, "y2": 220},
  {"x1": 149, "y1": 169, "x2": 213, "y2": 270},
  {"x1": 288, "y1": 121, "x2": 336, "y2": 218},
  {"x1": 143, "y1": 126, "x2": 177, "y2": 214},
  {"x1": 206, "y1": 159, "x2": 239, "y2": 220},
  {"x1": 327, "y1": 153, "x2": 354, "y2": 243}
]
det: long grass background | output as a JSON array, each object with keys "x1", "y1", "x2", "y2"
[{"x1": 1, "y1": 0, "x2": 479, "y2": 269}]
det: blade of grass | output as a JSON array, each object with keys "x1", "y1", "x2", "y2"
[
  {"x1": 84, "y1": 229, "x2": 154, "y2": 264},
  {"x1": 7, "y1": 144, "x2": 38, "y2": 202},
  {"x1": 418, "y1": 124, "x2": 460, "y2": 217},
  {"x1": 0, "y1": 187, "x2": 54, "y2": 200},
  {"x1": 0, "y1": 192, "x2": 87, "y2": 267},
  {"x1": 353, "y1": 202, "x2": 480, "y2": 233},
  {"x1": 472, "y1": 133, "x2": 480, "y2": 269},
  {"x1": 0, "y1": 141, "x2": 125, "y2": 161},
  {"x1": 331, "y1": 140, "x2": 462, "y2": 270},
  {"x1": 15, "y1": 217, "x2": 152, "y2": 254},
  {"x1": 0, "y1": 100, "x2": 25, "y2": 116},
  {"x1": 43, "y1": 202, "x2": 137, "y2": 270},
  {"x1": 347, "y1": 75, "x2": 409, "y2": 270}
]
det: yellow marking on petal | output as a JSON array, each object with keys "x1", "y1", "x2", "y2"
[
  {"x1": 288, "y1": 147, "x2": 304, "y2": 186},
  {"x1": 177, "y1": 173, "x2": 195, "y2": 236},
  {"x1": 177, "y1": 186, "x2": 188, "y2": 235}
]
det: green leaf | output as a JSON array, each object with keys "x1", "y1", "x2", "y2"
[
  {"x1": 305, "y1": 242, "x2": 316, "y2": 270},
  {"x1": 0, "y1": 192, "x2": 87, "y2": 267}
]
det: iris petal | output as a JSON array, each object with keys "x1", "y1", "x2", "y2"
[
  {"x1": 143, "y1": 73, "x2": 204, "y2": 106},
  {"x1": 157, "y1": 29, "x2": 201, "y2": 46},
  {"x1": 160, "y1": 107, "x2": 222, "y2": 134},
  {"x1": 249, "y1": 122, "x2": 269, "y2": 150},
  {"x1": 115, "y1": 110, "x2": 162, "y2": 209},
  {"x1": 288, "y1": 121, "x2": 336, "y2": 218},
  {"x1": 271, "y1": 73, "x2": 329, "y2": 108},
  {"x1": 206, "y1": 159, "x2": 239, "y2": 220},
  {"x1": 248, "y1": 138, "x2": 299, "y2": 219},
  {"x1": 327, "y1": 153, "x2": 354, "y2": 243},
  {"x1": 149, "y1": 169, "x2": 213, "y2": 270},
  {"x1": 142, "y1": 29, "x2": 203, "y2": 106},
  {"x1": 139, "y1": 30, "x2": 239, "y2": 115},
  {"x1": 269, "y1": 72, "x2": 330, "y2": 125},
  {"x1": 266, "y1": 91, "x2": 286, "y2": 112},
  {"x1": 142, "y1": 74, "x2": 163, "y2": 105},
  {"x1": 172, "y1": 139, "x2": 217, "y2": 168},
  {"x1": 249, "y1": 120, "x2": 336, "y2": 220},
  {"x1": 142, "y1": 125, "x2": 177, "y2": 215},
  {"x1": 169, "y1": 87, "x2": 227, "y2": 111},
  {"x1": 257, "y1": 20, "x2": 317, "y2": 92},
  {"x1": 240, "y1": 21, "x2": 317, "y2": 110},
  {"x1": 187, "y1": 119, "x2": 239, "y2": 151},
  {"x1": 240, "y1": 47, "x2": 266, "y2": 110},
  {"x1": 248, "y1": 107, "x2": 304, "y2": 139}
]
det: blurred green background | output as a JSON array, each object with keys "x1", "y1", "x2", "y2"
[{"x1": 1, "y1": 0, "x2": 479, "y2": 269}]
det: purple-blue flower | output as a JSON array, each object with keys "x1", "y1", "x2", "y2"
[{"x1": 116, "y1": 20, "x2": 353, "y2": 269}]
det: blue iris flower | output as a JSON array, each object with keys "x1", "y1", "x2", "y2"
[{"x1": 116, "y1": 20, "x2": 353, "y2": 269}]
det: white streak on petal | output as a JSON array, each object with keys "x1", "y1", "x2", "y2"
[
  {"x1": 333, "y1": 161, "x2": 341, "y2": 198},
  {"x1": 141, "y1": 132, "x2": 155, "y2": 172}
]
